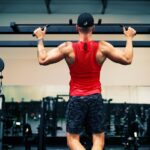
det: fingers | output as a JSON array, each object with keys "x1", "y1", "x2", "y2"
[
  {"x1": 128, "y1": 27, "x2": 136, "y2": 35},
  {"x1": 34, "y1": 27, "x2": 46, "y2": 34},
  {"x1": 33, "y1": 27, "x2": 41, "y2": 35},
  {"x1": 123, "y1": 26, "x2": 137, "y2": 38},
  {"x1": 33, "y1": 27, "x2": 41, "y2": 38},
  {"x1": 43, "y1": 26, "x2": 47, "y2": 33},
  {"x1": 122, "y1": 26, "x2": 136, "y2": 34},
  {"x1": 33, "y1": 26, "x2": 47, "y2": 39},
  {"x1": 126, "y1": 27, "x2": 136, "y2": 33}
]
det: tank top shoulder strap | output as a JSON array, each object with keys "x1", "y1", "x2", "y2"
[
  {"x1": 92, "y1": 41, "x2": 99, "y2": 50},
  {"x1": 72, "y1": 42, "x2": 79, "y2": 49},
  {"x1": 72, "y1": 42, "x2": 79, "y2": 53},
  {"x1": 91, "y1": 41, "x2": 99, "y2": 56}
]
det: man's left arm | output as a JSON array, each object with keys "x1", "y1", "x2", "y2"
[{"x1": 100, "y1": 27, "x2": 136, "y2": 65}]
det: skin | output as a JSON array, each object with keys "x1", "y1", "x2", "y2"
[{"x1": 34, "y1": 25, "x2": 136, "y2": 150}]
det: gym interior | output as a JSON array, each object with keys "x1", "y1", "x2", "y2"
[{"x1": 0, "y1": 0, "x2": 150, "y2": 149}]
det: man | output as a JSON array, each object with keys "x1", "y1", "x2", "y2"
[{"x1": 34, "y1": 13, "x2": 136, "y2": 150}]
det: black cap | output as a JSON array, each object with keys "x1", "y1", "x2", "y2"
[{"x1": 77, "y1": 12, "x2": 94, "y2": 28}]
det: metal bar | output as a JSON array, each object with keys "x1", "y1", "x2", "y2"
[
  {"x1": 101, "y1": 0, "x2": 108, "y2": 14},
  {"x1": 0, "y1": 24, "x2": 150, "y2": 34},
  {"x1": 44, "y1": 0, "x2": 51, "y2": 14},
  {"x1": 0, "y1": 41, "x2": 150, "y2": 47},
  {"x1": 38, "y1": 98, "x2": 46, "y2": 150}
]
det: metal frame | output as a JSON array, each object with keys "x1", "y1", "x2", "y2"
[
  {"x1": 0, "y1": 23, "x2": 149, "y2": 48},
  {"x1": 101, "y1": 0, "x2": 108, "y2": 14},
  {"x1": 43, "y1": 0, "x2": 108, "y2": 14},
  {"x1": 0, "y1": 23, "x2": 150, "y2": 34},
  {"x1": 44, "y1": 0, "x2": 51, "y2": 14}
]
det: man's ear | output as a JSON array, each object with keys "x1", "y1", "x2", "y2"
[
  {"x1": 92, "y1": 25, "x2": 95, "y2": 32},
  {"x1": 76, "y1": 25, "x2": 79, "y2": 32}
]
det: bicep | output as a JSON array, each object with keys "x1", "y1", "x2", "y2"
[
  {"x1": 47, "y1": 47, "x2": 64, "y2": 63},
  {"x1": 41, "y1": 44, "x2": 66, "y2": 65},
  {"x1": 101, "y1": 41, "x2": 128, "y2": 65}
]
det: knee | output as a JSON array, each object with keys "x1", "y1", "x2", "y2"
[
  {"x1": 67, "y1": 133, "x2": 80, "y2": 147},
  {"x1": 93, "y1": 142, "x2": 104, "y2": 150},
  {"x1": 93, "y1": 132, "x2": 105, "y2": 149},
  {"x1": 67, "y1": 139, "x2": 71, "y2": 148},
  {"x1": 67, "y1": 137, "x2": 72, "y2": 148},
  {"x1": 99, "y1": 143, "x2": 105, "y2": 150}
]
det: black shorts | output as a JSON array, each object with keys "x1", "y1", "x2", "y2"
[{"x1": 66, "y1": 93, "x2": 105, "y2": 134}]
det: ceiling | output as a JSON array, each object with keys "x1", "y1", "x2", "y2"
[{"x1": 0, "y1": 0, "x2": 149, "y2": 14}]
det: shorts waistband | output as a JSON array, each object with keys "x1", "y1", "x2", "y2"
[{"x1": 70, "y1": 93, "x2": 101, "y2": 99}]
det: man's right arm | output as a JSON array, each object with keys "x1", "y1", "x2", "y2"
[
  {"x1": 100, "y1": 27, "x2": 136, "y2": 65},
  {"x1": 34, "y1": 27, "x2": 68, "y2": 65}
]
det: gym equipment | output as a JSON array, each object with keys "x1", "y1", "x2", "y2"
[
  {"x1": 38, "y1": 96, "x2": 58, "y2": 150},
  {"x1": 23, "y1": 123, "x2": 32, "y2": 150},
  {"x1": 0, "y1": 94, "x2": 4, "y2": 150},
  {"x1": 0, "y1": 22, "x2": 149, "y2": 47},
  {"x1": 0, "y1": 58, "x2": 5, "y2": 150},
  {"x1": 0, "y1": 58, "x2": 4, "y2": 72},
  {"x1": 0, "y1": 22, "x2": 149, "y2": 34}
]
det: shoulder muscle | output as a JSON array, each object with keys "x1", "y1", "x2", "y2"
[
  {"x1": 100, "y1": 41, "x2": 114, "y2": 54},
  {"x1": 58, "y1": 42, "x2": 73, "y2": 55}
]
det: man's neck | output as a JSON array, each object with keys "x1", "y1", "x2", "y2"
[{"x1": 79, "y1": 33, "x2": 93, "y2": 42}]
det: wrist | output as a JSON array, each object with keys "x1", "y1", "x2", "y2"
[
  {"x1": 37, "y1": 38, "x2": 44, "y2": 44},
  {"x1": 126, "y1": 37, "x2": 133, "y2": 41},
  {"x1": 38, "y1": 38, "x2": 44, "y2": 41}
]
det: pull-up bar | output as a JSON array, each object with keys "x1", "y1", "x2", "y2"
[
  {"x1": 0, "y1": 22, "x2": 150, "y2": 34},
  {"x1": 0, "y1": 22, "x2": 149, "y2": 48}
]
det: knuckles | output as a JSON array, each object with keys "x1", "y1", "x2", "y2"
[
  {"x1": 125, "y1": 27, "x2": 136, "y2": 36},
  {"x1": 34, "y1": 28, "x2": 42, "y2": 35}
]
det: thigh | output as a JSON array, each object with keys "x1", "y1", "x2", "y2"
[
  {"x1": 87, "y1": 94, "x2": 105, "y2": 134},
  {"x1": 66, "y1": 96, "x2": 88, "y2": 134}
]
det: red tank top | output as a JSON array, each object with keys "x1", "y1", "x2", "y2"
[{"x1": 69, "y1": 41, "x2": 102, "y2": 96}]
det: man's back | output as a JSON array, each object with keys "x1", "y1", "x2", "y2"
[{"x1": 69, "y1": 41, "x2": 102, "y2": 96}]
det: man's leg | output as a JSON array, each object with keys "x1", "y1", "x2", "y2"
[
  {"x1": 66, "y1": 96, "x2": 88, "y2": 150},
  {"x1": 87, "y1": 94, "x2": 105, "y2": 150},
  {"x1": 67, "y1": 133, "x2": 85, "y2": 150},
  {"x1": 92, "y1": 132, "x2": 105, "y2": 150}
]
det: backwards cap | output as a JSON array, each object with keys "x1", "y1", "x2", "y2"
[{"x1": 77, "y1": 12, "x2": 94, "y2": 28}]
